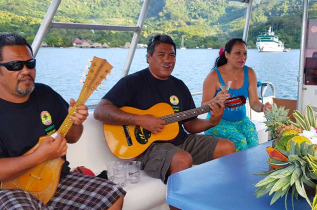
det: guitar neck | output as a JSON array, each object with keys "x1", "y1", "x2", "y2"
[
  {"x1": 58, "y1": 101, "x2": 83, "y2": 137},
  {"x1": 160, "y1": 96, "x2": 246, "y2": 125},
  {"x1": 161, "y1": 105, "x2": 210, "y2": 125}
]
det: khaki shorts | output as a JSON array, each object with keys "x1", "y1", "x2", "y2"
[{"x1": 137, "y1": 134, "x2": 218, "y2": 183}]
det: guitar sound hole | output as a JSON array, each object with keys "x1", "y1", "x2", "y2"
[{"x1": 134, "y1": 126, "x2": 151, "y2": 144}]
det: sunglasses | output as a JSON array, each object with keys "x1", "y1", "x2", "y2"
[{"x1": 0, "y1": 59, "x2": 36, "y2": 71}]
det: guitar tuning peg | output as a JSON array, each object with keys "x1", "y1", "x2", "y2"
[
  {"x1": 79, "y1": 79, "x2": 84, "y2": 84},
  {"x1": 82, "y1": 72, "x2": 87, "y2": 77},
  {"x1": 100, "y1": 82, "x2": 103, "y2": 86},
  {"x1": 87, "y1": 58, "x2": 92, "y2": 63},
  {"x1": 109, "y1": 71, "x2": 113, "y2": 75},
  {"x1": 84, "y1": 65, "x2": 89, "y2": 70}
]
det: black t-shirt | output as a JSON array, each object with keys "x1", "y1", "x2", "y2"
[
  {"x1": 0, "y1": 83, "x2": 70, "y2": 176},
  {"x1": 103, "y1": 68, "x2": 196, "y2": 145}
]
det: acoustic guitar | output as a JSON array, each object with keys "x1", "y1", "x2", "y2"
[
  {"x1": 1, "y1": 56, "x2": 113, "y2": 204},
  {"x1": 103, "y1": 96, "x2": 246, "y2": 160}
]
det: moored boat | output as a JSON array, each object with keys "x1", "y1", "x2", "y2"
[{"x1": 256, "y1": 26, "x2": 285, "y2": 52}]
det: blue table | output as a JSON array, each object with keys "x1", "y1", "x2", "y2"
[{"x1": 167, "y1": 141, "x2": 311, "y2": 210}]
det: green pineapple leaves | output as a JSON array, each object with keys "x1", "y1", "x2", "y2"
[
  {"x1": 254, "y1": 142, "x2": 316, "y2": 209},
  {"x1": 257, "y1": 105, "x2": 317, "y2": 209},
  {"x1": 264, "y1": 104, "x2": 291, "y2": 139},
  {"x1": 291, "y1": 106, "x2": 317, "y2": 130}
]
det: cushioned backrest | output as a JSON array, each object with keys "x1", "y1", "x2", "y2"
[{"x1": 67, "y1": 112, "x2": 121, "y2": 174}]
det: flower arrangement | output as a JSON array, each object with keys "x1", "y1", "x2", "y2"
[{"x1": 254, "y1": 105, "x2": 317, "y2": 209}]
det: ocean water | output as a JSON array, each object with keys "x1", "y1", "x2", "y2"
[{"x1": 35, "y1": 48, "x2": 300, "y2": 107}]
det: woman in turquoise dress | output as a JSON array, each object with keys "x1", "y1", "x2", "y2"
[{"x1": 202, "y1": 38, "x2": 272, "y2": 151}]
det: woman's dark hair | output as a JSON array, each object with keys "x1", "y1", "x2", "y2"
[
  {"x1": 214, "y1": 38, "x2": 247, "y2": 68},
  {"x1": 146, "y1": 34, "x2": 176, "y2": 63},
  {"x1": 0, "y1": 33, "x2": 33, "y2": 61}
]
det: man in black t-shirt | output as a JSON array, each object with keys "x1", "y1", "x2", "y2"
[
  {"x1": 94, "y1": 34, "x2": 236, "y2": 184},
  {"x1": 0, "y1": 33, "x2": 125, "y2": 209}
]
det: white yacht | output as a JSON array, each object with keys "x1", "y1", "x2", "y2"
[{"x1": 256, "y1": 26, "x2": 285, "y2": 52}]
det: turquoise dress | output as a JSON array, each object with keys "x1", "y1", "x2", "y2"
[{"x1": 204, "y1": 66, "x2": 259, "y2": 151}]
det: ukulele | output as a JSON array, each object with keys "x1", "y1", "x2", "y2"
[
  {"x1": 103, "y1": 96, "x2": 246, "y2": 160},
  {"x1": 1, "y1": 56, "x2": 112, "y2": 204}
]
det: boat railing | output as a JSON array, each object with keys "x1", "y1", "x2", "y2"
[
  {"x1": 33, "y1": 0, "x2": 253, "y2": 79},
  {"x1": 191, "y1": 92, "x2": 203, "y2": 96},
  {"x1": 257, "y1": 81, "x2": 275, "y2": 102},
  {"x1": 191, "y1": 81, "x2": 275, "y2": 102},
  {"x1": 32, "y1": 0, "x2": 151, "y2": 78}
]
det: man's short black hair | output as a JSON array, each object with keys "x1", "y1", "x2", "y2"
[
  {"x1": 0, "y1": 33, "x2": 33, "y2": 61},
  {"x1": 146, "y1": 34, "x2": 176, "y2": 63}
]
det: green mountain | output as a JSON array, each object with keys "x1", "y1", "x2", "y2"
[{"x1": 0, "y1": 0, "x2": 316, "y2": 48}]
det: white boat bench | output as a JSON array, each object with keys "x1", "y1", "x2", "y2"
[
  {"x1": 67, "y1": 113, "x2": 169, "y2": 210},
  {"x1": 67, "y1": 112, "x2": 268, "y2": 210}
]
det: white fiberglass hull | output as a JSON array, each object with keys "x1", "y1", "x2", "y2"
[{"x1": 256, "y1": 42, "x2": 284, "y2": 52}]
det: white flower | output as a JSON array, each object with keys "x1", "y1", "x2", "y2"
[{"x1": 299, "y1": 127, "x2": 317, "y2": 144}]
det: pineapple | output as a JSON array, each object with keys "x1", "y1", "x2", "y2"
[
  {"x1": 264, "y1": 103, "x2": 291, "y2": 139},
  {"x1": 291, "y1": 105, "x2": 317, "y2": 131},
  {"x1": 255, "y1": 105, "x2": 317, "y2": 209},
  {"x1": 255, "y1": 141, "x2": 316, "y2": 208},
  {"x1": 276, "y1": 124, "x2": 303, "y2": 139},
  {"x1": 286, "y1": 135, "x2": 311, "y2": 151}
]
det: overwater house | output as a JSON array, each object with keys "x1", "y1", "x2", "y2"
[
  {"x1": 72, "y1": 38, "x2": 91, "y2": 48},
  {"x1": 73, "y1": 38, "x2": 108, "y2": 48},
  {"x1": 91, "y1": 42, "x2": 102, "y2": 48},
  {"x1": 73, "y1": 38, "x2": 82, "y2": 45},
  {"x1": 80, "y1": 40, "x2": 94, "y2": 48}
]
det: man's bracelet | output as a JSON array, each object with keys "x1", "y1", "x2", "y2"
[{"x1": 261, "y1": 104, "x2": 264, "y2": 112}]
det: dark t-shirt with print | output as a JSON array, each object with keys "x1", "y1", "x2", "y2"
[{"x1": 0, "y1": 83, "x2": 70, "y2": 176}]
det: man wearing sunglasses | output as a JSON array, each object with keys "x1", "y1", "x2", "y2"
[
  {"x1": 94, "y1": 34, "x2": 236, "y2": 196},
  {"x1": 0, "y1": 33, "x2": 125, "y2": 209}
]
